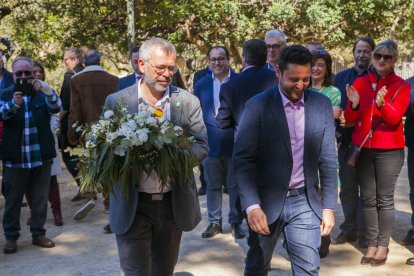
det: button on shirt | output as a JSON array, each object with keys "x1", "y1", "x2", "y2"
[
  {"x1": 279, "y1": 88, "x2": 305, "y2": 189},
  {"x1": 137, "y1": 79, "x2": 172, "y2": 193},
  {"x1": 212, "y1": 69, "x2": 231, "y2": 115}
]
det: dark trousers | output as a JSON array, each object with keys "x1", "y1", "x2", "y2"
[
  {"x1": 2, "y1": 161, "x2": 52, "y2": 240},
  {"x1": 356, "y1": 148, "x2": 404, "y2": 247},
  {"x1": 115, "y1": 192, "x2": 182, "y2": 276},
  {"x1": 60, "y1": 133, "x2": 80, "y2": 186},
  {"x1": 338, "y1": 146, "x2": 365, "y2": 237},
  {"x1": 407, "y1": 148, "x2": 414, "y2": 227},
  {"x1": 245, "y1": 194, "x2": 320, "y2": 276}
]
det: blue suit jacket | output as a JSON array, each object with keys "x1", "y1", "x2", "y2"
[
  {"x1": 117, "y1": 74, "x2": 136, "y2": 91},
  {"x1": 216, "y1": 66, "x2": 277, "y2": 131},
  {"x1": 194, "y1": 71, "x2": 238, "y2": 157},
  {"x1": 233, "y1": 86, "x2": 338, "y2": 224}
]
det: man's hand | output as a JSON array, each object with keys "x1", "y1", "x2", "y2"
[
  {"x1": 346, "y1": 84, "x2": 359, "y2": 109},
  {"x1": 332, "y1": 106, "x2": 342, "y2": 119},
  {"x1": 320, "y1": 209, "x2": 335, "y2": 236},
  {"x1": 247, "y1": 208, "x2": 270, "y2": 235},
  {"x1": 13, "y1": 91, "x2": 23, "y2": 106}
]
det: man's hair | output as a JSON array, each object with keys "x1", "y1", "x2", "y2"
[
  {"x1": 242, "y1": 39, "x2": 267, "y2": 67},
  {"x1": 84, "y1": 49, "x2": 101, "y2": 66},
  {"x1": 12, "y1": 56, "x2": 33, "y2": 71},
  {"x1": 207, "y1": 46, "x2": 230, "y2": 60},
  {"x1": 352, "y1": 36, "x2": 375, "y2": 54},
  {"x1": 33, "y1": 60, "x2": 46, "y2": 81},
  {"x1": 312, "y1": 51, "x2": 334, "y2": 87},
  {"x1": 373, "y1": 39, "x2": 399, "y2": 59},
  {"x1": 139, "y1": 37, "x2": 176, "y2": 61},
  {"x1": 306, "y1": 40, "x2": 324, "y2": 50},
  {"x1": 265, "y1": 29, "x2": 287, "y2": 44},
  {"x1": 129, "y1": 46, "x2": 140, "y2": 59},
  {"x1": 278, "y1": 45, "x2": 313, "y2": 73},
  {"x1": 65, "y1": 47, "x2": 84, "y2": 63}
]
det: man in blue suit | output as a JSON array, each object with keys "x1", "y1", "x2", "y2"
[
  {"x1": 234, "y1": 45, "x2": 337, "y2": 275},
  {"x1": 217, "y1": 39, "x2": 277, "y2": 131},
  {"x1": 194, "y1": 46, "x2": 244, "y2": 239}
]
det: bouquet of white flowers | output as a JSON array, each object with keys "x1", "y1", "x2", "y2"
[{"x1": 67, "y1": 102, "x2": 198, "y2": 197}]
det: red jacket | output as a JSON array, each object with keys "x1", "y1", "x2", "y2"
[{"x1": 344, "y1": 70, "x2": 410, "y2": 149}]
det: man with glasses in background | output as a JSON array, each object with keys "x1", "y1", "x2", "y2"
[
  {"x1": 264, "y1": 29, "x2": 287, "y2": 71},
  {"x1": 194, "y1": 46, "x2": 244, "y2": 239},
  {"x1": 1, "y1": 56, "x2": 61, "y2": 254}
]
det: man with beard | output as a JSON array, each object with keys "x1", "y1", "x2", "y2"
[
  {"x1": 104, "y1": 37, "x2": 208, "y2": 275},
  {"x1": 194, "y1": 46, "x2": 244, "y2": 239},
  {"x1": 234, "y1": 45, "x2": 337, "y2": 275},
  {"x1": 333, "y1": 37, "x2": 375, "y2": 248}
]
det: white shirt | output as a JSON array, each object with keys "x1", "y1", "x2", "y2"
[{"x1": 212, "y1": 69, "x2": 231, "y2": 114}]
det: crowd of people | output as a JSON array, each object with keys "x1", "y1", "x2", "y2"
[{"x1": 0, "y1": 30, "x2": 414, "y2": 276}]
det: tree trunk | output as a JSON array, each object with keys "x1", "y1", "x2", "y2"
[{"x1": 127, "y1": 0, "x2": 135, "y2": 53}]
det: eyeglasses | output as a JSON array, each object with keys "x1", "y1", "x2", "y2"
[
  {"x1": 146, "y1": 61, "x2": 178, "y2": 75},
  {"x1": 209, "y1": 56, "x2": 227, "y2": 63},
  {"x1": 373, "y1": 53, "x2": 393, "y2": 62},
  {"x1": 63, "y1": 56, "x2": 75, "y2": 62},
  {"x1": 14, "y1": 70, "x2": 33, "y2": 77},
  {"x1": 267, "y1": 44, "x2": 283, "y2": 50},
  {"x1": 310, "y1": 49, "x2": 329, "y2": 55}
]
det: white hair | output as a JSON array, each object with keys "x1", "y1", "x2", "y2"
[
  {"x1": 265, "y1": 29, "x2": 287, "y2": 44},
  {"x1": 139, "y1": 37, "x2": 176, "y2": 61}
]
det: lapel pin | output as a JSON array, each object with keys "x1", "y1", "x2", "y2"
[{"x1": 175, "y1": 101, "x2": 181, "y2": 108}]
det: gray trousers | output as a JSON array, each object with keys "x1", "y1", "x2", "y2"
[
  {"x1": 115, "y1": 192, "x2": 182, "y2": 276},
  {"x1": 2, "y1": 161, "x2": 52, "y2": 240}
]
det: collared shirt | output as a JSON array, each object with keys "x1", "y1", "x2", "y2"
[
  {"x1": 0, "y1": 92, "x2": 60, "y2": 169},
  {"x1": 135, "y1": 73, "x2": 143, "y2": 82},
  {"x1": 137, "y1": 79, "x2": 172, "y2": 193},
  {"x1": 265, "y1": 62, "x2": 275, "y2": 71},
  {"x1": 242, "y1": 65, "x2": 255, "y2": 73},
  {"x1": 279, "y1": 88, "x2": 305, "y2": 189},
  {"x1": 212, "y1": 69, "x2": 231, "y2": 114}
]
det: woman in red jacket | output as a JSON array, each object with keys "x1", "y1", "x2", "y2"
[{"x1": 345, "y1": 39, "x2": 409, "y2": 266}]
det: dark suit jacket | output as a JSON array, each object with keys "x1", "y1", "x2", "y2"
[
  {"x1": 194, "y1": 71, "x2": 238, "y2": 157},
  {"x1": 105, "y1": 83, "x2": 208, "y2": 234},
  {"x1": 193, "y1": 67, "x2": 211, "y2": 90},
  {"x1": 405, "y1": 76, "x2": 414, "y2": 149},
  {"x1": 216, "y1": 66, "x2": 277, "y2": 130},
  {"x1": 117, "y1": 70, "x2": 186, "y2": 91},
  {"x1": 233, "y1": 86, "x2": 338, "y2": 224}
]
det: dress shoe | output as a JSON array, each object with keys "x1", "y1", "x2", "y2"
[
  {"x1": 370, "y1": 248, "x2": 388, "y2": 267},
  {"x1": 73, "y1": 200, "x2": 95, "y2": 221},
  {"x1": 319, "y1": 235, "x2": 331, "y2": 258},
  {"x1": 231, "y1": 223, "x2": 246, "y2": 239},
  {"x1": 406, "y1": 257, "x2": 414, "y2": 265},
  {"x1": 198, "y1": 186, "x2": 206, "y2": 196},
  {"x1": 202, "y1": 223, "x2": 222, "y2": 238},
  {"x1": 333, "y1": 231, "x2": 357, "y2": 244},
  {"x1": 402, "y1": 229, "x2": 414, "y2": 245},
  {"x1": 360, "y1": 256, "x2": 373, "y2": 265},
  {"x1": 32, "y1": 236, "x2": 55, "y2": 248},
  {"x1": 103, "y1": 224, "x2": 112, "y2": 234},
  {"x1": 3, "y1": 240, "x2": 17, "y2": 254}
]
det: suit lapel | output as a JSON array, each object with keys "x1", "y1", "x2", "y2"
[
  {"x1": 124, "y1": 83, "x2": 139, "y2": 114},
  {"x1": 268, "y1": 86, "x2": 292, "y2": 160},
  {"x1": 303, "y1": 90, "x2": 313, "y2": 167}
]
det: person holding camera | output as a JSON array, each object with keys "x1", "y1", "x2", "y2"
[{"x1": 0, "y1": 56, "x2": 61, "y2": 254}]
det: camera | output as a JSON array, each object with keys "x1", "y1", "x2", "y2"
[{"x1": 15, "y1": 78, "x2": 34, "y2": 96}]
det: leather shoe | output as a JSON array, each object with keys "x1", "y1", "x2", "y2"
[
  {"x1": 360, "y1": 256, "x2": 372, "y2": 265},
  {"x1": 319, "y1": 235, "x2": 331, "y2": 258},
  {"x1": 32, "y1": 236, "x2": 55, "y2": 248},
  {"x1": 402, "y1": 229, "x2": 414, "y2": 245},
  {"x1": 231, "y1": 223, "x2": 246, "y2": 239},
  {"x1": 103, "y1": 224, "x2": 112, "y2": 234},
  {"x1": 3, "y1": 240, "x2": 17, "y2": 254},
  {"x1": 406, "y1": 257, "x2": 414, "y2": 265},
  {"x1": 370, "y1": 248, "x2": 388, "y2": 267},
  {"x1": 198, "y1": 186, "x2": 206, "y2": 196},
  {"x1": 202, "y1": 223, "x2": 222, "y2": 238},
  {"x1": 333, "y1": 231, "x2": 357, "y2": 244}
]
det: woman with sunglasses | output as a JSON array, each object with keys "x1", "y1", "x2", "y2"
[
  {"x1": 344, "y1": 40, "x2": 409, "y2": 266},
  {"x1": 310, "y1": 50, "x2": 342, "y2": 119},
  {"x1": 25, "y1": 61, "x2": 64, "y2": 226}
]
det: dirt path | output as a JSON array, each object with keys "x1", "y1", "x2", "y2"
[{"x1": 0, "y1": 158, "x2": 414, "y2": 275}]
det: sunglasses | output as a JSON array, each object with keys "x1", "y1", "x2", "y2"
[
  {"x1": 14, "y1": 70, "x2": 33, "y2": 77},
  {"x1": 267, "y1": 44, "x2": 283, "y2": 50},
  {"x1": 310, "y1": 49, "x2": 329, "y2": 55},
  {"x1": 373, "y1": 53, "x2": 393, "y2": 62}
]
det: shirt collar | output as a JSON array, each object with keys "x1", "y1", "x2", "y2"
[
  {"x1": 211, "y1": 68, "x2": 231, "y2": 83},
  {"x1": 278, "y1": 86, "x2": 304, "y2": 107},
  {"x1": 137, "y1": 78, "x2": 170, "y2": 105},
  {"x1": 242, "y1": 65, "x2": 256, "y2": 72}
]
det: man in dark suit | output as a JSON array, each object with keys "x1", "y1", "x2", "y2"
[
  {"x1": 194, "y1": 46, "x2": 244, "y2": 239},
  {"x1": 118, "y1": 46, "x2": 186, "y2": 91},
  {"x1": 234, "y1": 45, "x2": 337, "y2": 275},
  {"x1": 105, "y1": 38, "x2": 208, "y2": 276},
  {"x1": 217, "y1": 39, "x2": 277, "y2": 131}
]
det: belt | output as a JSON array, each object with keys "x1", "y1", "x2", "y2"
[
  {"x1": 286, "y1": 187, "x2": 306, "y2": 197},
  {"x1": 139, "y1": 191, "x2": 172, "y2": 201}
]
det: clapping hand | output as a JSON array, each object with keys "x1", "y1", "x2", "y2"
[
  {"x1": 376, "y1": 86, "x2": 387, "y2": 108},
  {"x1": 346, "y1": 84, "x2": 359, "y2": 109}
]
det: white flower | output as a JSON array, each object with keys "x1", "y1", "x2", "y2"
[
  {"x1": 127, "y1": 119, "x2": 137, "y2": 130},
  {"x1": 173, "y1": 126, "x2": 183, "y2": 135},
  {"x1": 103, "y1": 110, "x2": 114, "y2": 119},
  {"x1": 146, "y1": 117, "x2": 158, "y2": 127}
]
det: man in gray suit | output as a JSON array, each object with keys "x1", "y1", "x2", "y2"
[{"x1": 104, "y1": 38, "x2": 208, "y2": 276}]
